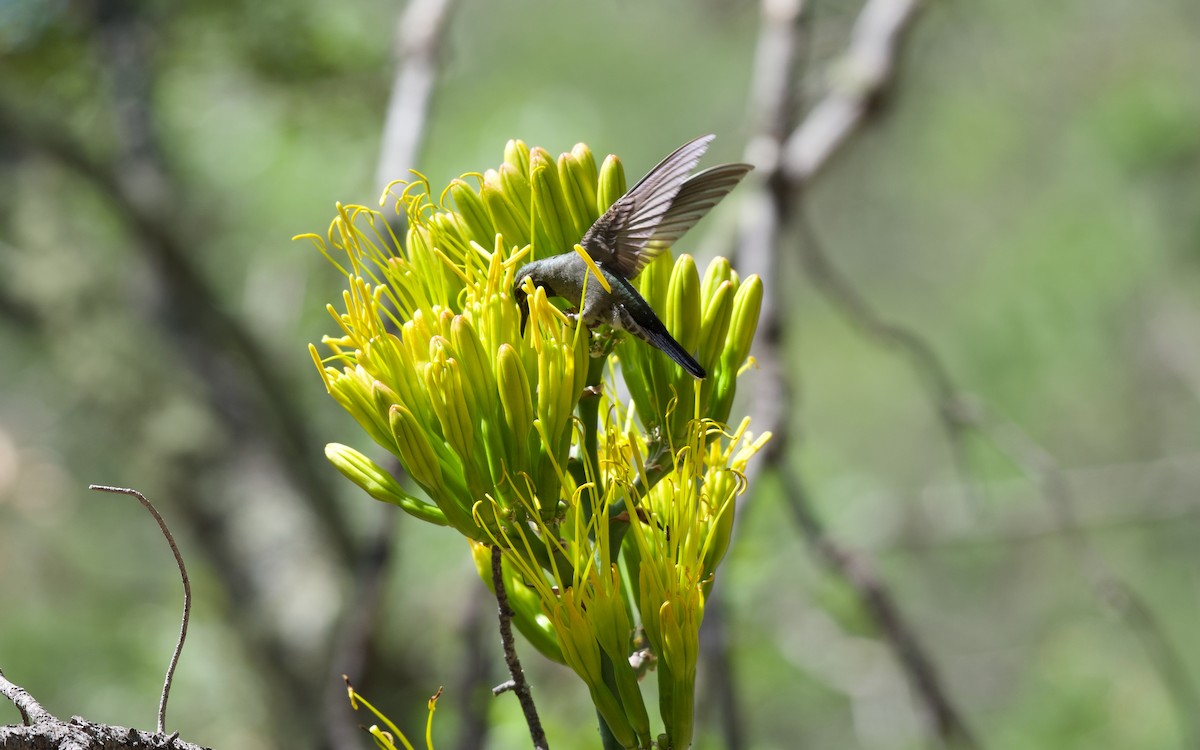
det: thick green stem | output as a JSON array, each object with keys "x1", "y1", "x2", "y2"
[{"x1": 597, "y1": 707, "x2": 625, "y2": 750}]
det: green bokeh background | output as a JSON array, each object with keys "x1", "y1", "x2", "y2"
[{"x1": 1, "y1": 0, "x2": 1198, "y2": 748}]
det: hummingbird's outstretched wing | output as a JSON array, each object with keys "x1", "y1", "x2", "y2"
[
  {"x1": 583, "y1": 134, "x2": 754, "y2": 280},
  {"x1": 645, "y1": 162, "x2": 754, "y2": 253}
]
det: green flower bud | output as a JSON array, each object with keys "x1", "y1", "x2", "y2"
[
  {"x1": 596, "y1": 153, "x2": 627, "y2": 215},
  {"x1": 481, "y1": 170, "x2": 530, "y2": 250},
  {"x1": 504, "y1": 138, "x2": 531, "y2": 180},
  {"x1": 696, "y1": 279, "x2": 733, "y2": 376},
  {"x1": 557, "y1": 147, "x2": 599, "y2": 238},
  {"x1": 571, "y1": 143, "x2": 599, "y2": 192},
  {"x1": 448, "y1": 178, "x2": 493, "y2": 246},
  {"x1": 530, "y1": 147, "x2": 573, "y2": 260},
  {"x1": 387, "y1": 404, "x2": 443, "y2": 494},
  {"x1": 724, "y1": 274, "x2": 763, "y2": 368},
  {"x1": 496, "y1": 343, "x2": 535, "y2": 468},
  {"x1": 497, "y1": 162, "x2": 534, "y2": 224},
  {"x1": 666, "y1": 254, "x2": 701, "y2": 356},
  {"x1": 701, "y1": 255, "x2": 734, "y2": 304},
  {"x1": 324, "y1": 443, "x2": 448, "y2": 526}
]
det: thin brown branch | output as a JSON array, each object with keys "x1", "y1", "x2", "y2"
[
  {"x1": 161, "y1": 468, "x2": 324, "y2": 736},
  {"x1": 89, "y1": 485, "x2": 192, "y2": 736},
  {"x1": 490, "y1": 546, "x2": 548, "y2": 750},
  {"x1": 376, "y1": 0, "x2": 460, "y2": 191},
  {"x1": 778, "y1": 469, "x2": 980, "y2": 747}
]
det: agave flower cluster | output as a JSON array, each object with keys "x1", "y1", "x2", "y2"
[{"x1": 299, "y1": 140, "x2": 768, "y2": 750}]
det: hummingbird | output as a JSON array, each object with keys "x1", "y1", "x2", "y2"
[{"x1": 513, "y1": 134, "x2": 752, "y2": 379}]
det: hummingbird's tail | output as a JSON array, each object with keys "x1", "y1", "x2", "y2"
[
  {"x1": 634, "y1": 318, "x2": 707, "y2": 379},
  {"x1": 610, "y1": 274, "x2": 706, "y2": 379}
]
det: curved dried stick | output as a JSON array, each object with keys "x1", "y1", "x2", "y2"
[
  {"x1": 490, "y1": 545, "x2": 548, "y2": 750},
  {"x1": 89, "y1": 484, "x2": 191, "y2": 735}
]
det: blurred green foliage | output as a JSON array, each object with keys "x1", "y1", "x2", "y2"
[{"x1": 1, "y1": 0, "x2": 1198, "y2": 748}]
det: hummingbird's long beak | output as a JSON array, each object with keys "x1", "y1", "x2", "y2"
[{"x1": 515, "y1": 285, "x2": 530, "y2": 336}]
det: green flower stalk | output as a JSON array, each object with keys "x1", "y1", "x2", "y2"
[{"x1": 300, "y1": 137, "x2": 769, "y2": 749}]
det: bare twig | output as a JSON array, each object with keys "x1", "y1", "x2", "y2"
[
  {"x1": 89, "y1": 485, "x2": 191, "y2": 735},
  {"x1": 490, "y1": 546, "x2": 548, "y2": 750},
  {"x1": 376, "y1": 0, "x2": 460, "y2": 191},
  {"x1": 0, "y1": 668, "x2": 53, "y2": 725}
]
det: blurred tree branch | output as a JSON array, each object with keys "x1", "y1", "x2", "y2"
[
  {"x1": 0, "y1": 3, "x2": 365, "y2": 743},
  {"x1": 91, "y1": 1, "x2": 357, "y2": 566},
  {"x1": 735, "y1": 0, "x2": 980, "y2": 746},
  {"x1": 0, "y1": 41, "x2": 356, "y2": 568},
  {"x1": 737, "y1": 0, "x2": 1198, "y2": 747},
  {"x1": 376, "y1": 0, "x2": 460, "y2": 191},
  {"x1": 781, "y1": 0, "x2": 922, "y2": 184},
  {"x1": 0, "y1": 85, "x2": 341, "y2": 745},
  {"x1": 777, "y1": 468, "x2": 976, "y2": 747}
]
